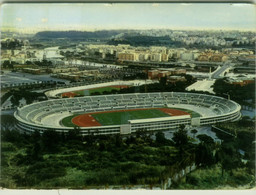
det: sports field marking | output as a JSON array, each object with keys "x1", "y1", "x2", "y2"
[
  {"x1": 92, "y1": 109, "x2": 169, "y2": 126},
  {"x1": 62, "y1": 107, "x2": 190, "y2": 127}
]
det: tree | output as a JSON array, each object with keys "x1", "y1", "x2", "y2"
[
  {"x1": 1, "y1": 129, "x2": 21, "y2": 143},
  {"x1": 91, "y1": 92, "x2": 101, "y2": 96},
  {"x1": 155, "y1": 131, "x2": 168, "y2": 146},
  {"x1": 25, "y1": 61, "x2": 33, "y2": 65},
  {"x1": 159, "y1": 77, "x2": 167, "y2": 87},
  {"x1": 41, "y1": 59, "x2": 52, "y2": 67},
  {"x1": 9, "y1": 62, "x2": 14, "y2": 69},
  {"x1": 246, "y1": 142, "x2": 255, "y2": 175},
  {"x1": 42, "y1": 130, "x2": 60, "y2": 153},
  {"x1": 135, "y1": 128, "x2": 147, "y2": 139},
  {"x1": 32, "y1": 130, "x2": 41, "y2": 143},
  {"x1": 114, "y1": 134, "x2": 123, "y2": 147},
  {"x1": 216, "y1": 143, "x2": 241, "y2": 176},
  {"x1": 172, "y1": 125, "x2": 190, "y2": 162},
  {"x1": 196, "y1": 134, "x2": 214, "y2": 145},
  {"x1": 0, "y1": 115, "x2": 17, "y2": 131},
  {"x1": 10, "y1": 94, "x2": 21, "y2": 107},
  {"x1": 172, "y1": 125, "x2": 189, "y2": 147},
  {"x1": 191, "y1": 129, "x2": 198, "y2": 138},
  {"x1": 26, "y1": 141, "x2": 43, "y2": 162},
  {"x1": 67, "y1": 127, "x2": 82, "y2": 141},
  {"x1": 110, "y1": 89, "x2": 118, "y2": 94},
  {"x1": 195, "y1": 143, "x2": 215, "y2": 167},
  {"x1": 2, "y1": 60, "x2": 10, "y2": 69},
  {"x1": 195, "y1": 134, "x2": 216, "y2": 167},
  {"x1": 184, "y1": 74, "x2": 196, "y2": 85},
  {"x1": 238, "y1": 116, "x2": 254, "y2": 127}
]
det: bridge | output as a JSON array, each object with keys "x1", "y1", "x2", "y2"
[{"x1": 211, "y1": 61, "x2": 235, "y2": 79}]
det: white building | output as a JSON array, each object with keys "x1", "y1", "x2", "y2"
[{"x1": 150, "y1": 53, "x2": 162, "y2": 62}]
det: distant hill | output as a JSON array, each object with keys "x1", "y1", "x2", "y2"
[
  {"x1": 108, "y1": 35, "x2": 181, "y2": 47},
  {"x1": 34, "y1": 30, "x2": 125, "y2": 39}
]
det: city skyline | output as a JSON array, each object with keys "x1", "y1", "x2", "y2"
[
  {"x1": 1, "y1": 3, "x2": 255, "y2": 190},
  {"x1": 1, "y1": 3, "x2": 256, "y2": 33}
]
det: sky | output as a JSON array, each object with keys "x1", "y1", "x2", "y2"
[{"x1": 0, "y1": 3, "x2": 255, "y2": 32}]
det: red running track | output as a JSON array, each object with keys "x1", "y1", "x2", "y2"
[{"x1": 72, "y1": 107, "x2": 189, "y2": 127}]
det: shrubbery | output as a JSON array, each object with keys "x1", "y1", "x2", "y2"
[{"x1": 1, "y1": 123, "x2": 255, "y2": 189}]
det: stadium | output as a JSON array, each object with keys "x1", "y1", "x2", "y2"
[
  {"x1": 45, "y1": 80, "x2": 155, "y2": 98},
  {"x1": 14, "y1": 92, "x2": 241, "y2": 135}
]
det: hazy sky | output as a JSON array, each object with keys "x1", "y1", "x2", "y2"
[{"x1": 1, "y1": 3, "x2": 255, "y2": 32}]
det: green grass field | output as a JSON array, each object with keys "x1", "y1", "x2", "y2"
[
  {"x1": 70, "y1": 86, "x2": 127, "y2": 97},
  {"x1": 74, "y1": 90, "x2": 88, "y2": 96},
  {"x1": 61, "y1": 114, "x2": 79, "y2": 127},
  {"x1": 91, "y1": 109, "x2": 169, "y2": 126},
  {"x1": 61, "y1": 107, "x2": 201, "y2": 127},
  {"x1": 88, "y1": 86, "x2": 121, "y2": 94}
]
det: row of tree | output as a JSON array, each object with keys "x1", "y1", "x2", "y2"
[
  {"x1": 1, "y1": 38, "x2": 24, "y2": 49},
  {"x1": 3, "y1": 89, "x2": 47, "y2": 107},
  {"x1": 82, "y1": 75, "x2": 196, "y2": 97},
  {"x1": 2, "y1": 60, "x2": 15, "y2": 69},
  {"x1": 1, "y1": 122, "x2": 251, "y2": 188},
  {"x1": 213, "y1": 78, "x2": 255, "y2": 106}
]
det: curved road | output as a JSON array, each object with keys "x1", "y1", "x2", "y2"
[{"x1": 211, "y1": 62, "x2": 234, "y2": 79}]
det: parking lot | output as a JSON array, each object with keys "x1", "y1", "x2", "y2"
[{"x1": 1, "y1": 71, "x2": 70, "y2": 88}]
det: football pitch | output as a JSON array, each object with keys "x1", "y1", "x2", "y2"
[
  {"x1": 91, "y1": 109, "x2": 170, "y2": 126},
  {"x1": 74, "y1": 86, "x2": 121, "y2": 95},
  {"x1": 61, "y1": 107, "x2": 199, "y2": 127},
  {"x1": 88, "y1": 86, "x2": 123, "y2": 94},
  {"x1": 62, "y1": 85, "x2": 129, "y2": 97}
]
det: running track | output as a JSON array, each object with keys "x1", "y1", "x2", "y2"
[{"x1": 71, "y1": 108, "x2": 189, "y2": 127}]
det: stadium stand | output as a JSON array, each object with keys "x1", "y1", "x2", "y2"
[{"x1": 14, "y1": 92, "x2": 241, "y2": 135}]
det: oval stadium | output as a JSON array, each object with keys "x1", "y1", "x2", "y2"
[{"x1": 14, "y1": 92, "x2": 241, "y2": 135}]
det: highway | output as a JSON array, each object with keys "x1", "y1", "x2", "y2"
[{"x1": 211, "y1": 62, "x2": 234, "y2": 79}]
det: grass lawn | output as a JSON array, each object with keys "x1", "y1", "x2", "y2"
[
  {"x1": 61, "y1": 114, "x2": 79, "y2": 127},
  {"x1": 92, "y1": 109, "x2": 170, "y2": 126},
  {"x1": 171, "y1": 165, "x2": 255, "y2": 189},
  {"x1": 88, "y1": 86, "x2": 121, "y2": 94},
  {"x1": 61, "y1": 107, "x2": 196, "y2": 127},
  {"x1": 70, "y1": 86, "x2": 125, "y2": 97},
  {"x1": 74, "y1": 90, "x2": 88, "y2": 96}
]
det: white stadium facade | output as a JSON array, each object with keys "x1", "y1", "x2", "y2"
[
  {"x1": 45, "y1": 80, "x2": 156, "y2": 98},
  {"x1": 14, "y1": 92, "x2": 241, "y2": 135}
]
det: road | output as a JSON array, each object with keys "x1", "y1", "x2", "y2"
[
  {"x1": 151, "y1": 126, "x2": 221, "y2": 143},
  {"x1": 211, "y1": 62, "x2": 234, "y2": 79},
  {"x1": 1, "y1": 70, "x2": 70, "y2": 88},
  {"x1": 1, "y1": 109, "x2": 16, "y2": 115}
]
